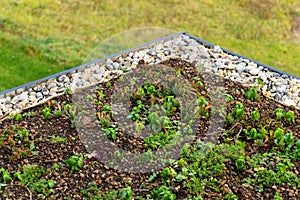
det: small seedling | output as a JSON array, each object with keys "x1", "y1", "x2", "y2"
[
  {"x1": 274, "y1": 108, "x2": 284, "y2": 120},
  {"x1": 233, "y1": 102, "x2": 245, "y2": 120},
  {"x1": 48, "y1": 135, "x2": 68, "y2": 143},
  {"x1": 225, "y1": 94, "x2": 234, "y2": 103},
  {"x1": 296, "y1": 139, "x2": 300, "y2": 149},
  {"x1": 50, "y1": 100, "x2": 57, "y2": 105},
  {"x1": 106, "y1": 81, "x2": 112, "y2": 88},
  {"x1": 102, "y1": 105, "x2": 111, "y2": 112},
  {"x1": 118, "y1": 187, "x2": 134, "y2": 200},
  {"x1": 66, "y1": 88, "x2": 73, "y2": 95},
  {"x1": 245, "y1": 87, "x2": 259, "y2": 101},
  {"x1": 284, "y1": 132, "x2": 294, "y2": 148},
  {"x1": 197, "y1": 81, "x2": 204, "y2": 88},
  {"x1": 0, "y1": 168, "x2": 12, "y2": 182},
  {"x1": 96, "y1": 89, "x2": 105, "y2": 100},
  {"x1": 251, "y1": 109, "x2": 260, "y2": 121},
  {"x1": 42, "y1": 107, "x2": 51, "y2": 119},
  {"x1": 14, "y1": 113, "x2": 22, "y2": 121},
  {"x1": 236, "y1": 157, "x2": 246, "y2": 171},
  {"x1": 285, "y1": 110, "x2": 295, "y2": 124},
  {"x1": 53, "y1": 110, "x2": 63, "y2": 118},
  {"x1": 274, "y1": 128, "x2": 285, "y2": 147},
  {"x1": 65, "y1": 155, "x2": 84, "y2": 173},
  {"x1": 102, "y1": 126, "x2": 118, "y2": 140}
]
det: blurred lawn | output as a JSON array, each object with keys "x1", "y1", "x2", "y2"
[{"x1": 0, "y1": 0, "x2": 300, "y2": 91}]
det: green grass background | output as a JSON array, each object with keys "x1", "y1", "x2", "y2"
[{"x1": 0, "y1": 0, "x2": 300, "y2": 92}]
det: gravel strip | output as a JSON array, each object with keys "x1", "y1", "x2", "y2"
[{"x1": 0, "y1": 34, "x2": 299, "y2": 117}]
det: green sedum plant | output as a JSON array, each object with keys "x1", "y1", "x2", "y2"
[
  {"x1": 65, "y1": 155, "x2": 84, "y2": 173},
  {"x1": 245, "y1": 87, "x2": 259, "y2": 101}
]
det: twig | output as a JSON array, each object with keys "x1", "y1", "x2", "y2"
[
  {"x1": 0, "y1": 112, "x2": 9, "y2": 121},
  {"x1": 227, "y1": 122, "x2": 239, "y2": 133}
]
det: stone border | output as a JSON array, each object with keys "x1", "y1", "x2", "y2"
[{"x1": 0, "y1": 32, "x2": 299, "y2": 117}]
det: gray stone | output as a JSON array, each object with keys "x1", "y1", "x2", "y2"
[
  {"x1": 42, "y1": 90, "x2": 49, "y2": 96},
  {"x1": 212, "y1": 45, "x2": 222, "y2": 53},
  {"x1": 47, "y1": 82, "x2": 57, "y2": 89},
  {"x1": 18, "y1": 91, "x2": 28, "y2": 101},
  {"x1": 106, "y1": 58, "x2": 113, "y2": 65},
  {"x1": 5, "y1": 97, "x2": 11, "y2": 104},
  {"x1": 0, "y1": 98, "x2": 5, "y2": 104},
  {"x1": 33, "y1": 85, "x2": 42, "y2": 92},
  {"x1": 235, "y1": 65, "x2": 244, "y2": 74},
  {"x1": 147, "y1": 50, "x2": 157, "y2": 56},
  {"x1": 92, "y1": 74, "x2": 103, "y2": 81},
  {"x1": 112, "y1": 62, "x2": 120, "y2": 70},
  {"x1": 58, "y1": 75, "x2": 66, "y2": 82},
  {"x1": 11, "y1": 96, "x2": 19, "y2": 104},
  {"x1": 276, "y1": 85, "x2": 286, "y2": 94},
  {"x1": 249, "y1": 68, "x2": 260, "y2": 75},
  {"x1": 36, "y1": 92, "x2": 43, "y2": 99},
  {"x1": 156, "y1": 43, "x2": 164, "y2": 50}
]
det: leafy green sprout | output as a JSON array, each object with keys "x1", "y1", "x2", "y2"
[
  {"x1": 285, "y1": 110, "x2": 295, "y2": 124},
  {"x1": 86, "y1": 95, "x2": 94, "y2": 101},
  {"x1": 251, "y1": 109, "x2": 260, "y2": 121},
  {"x1": 152, "y1": 185, "x2": 176, "y2": 200},
  {"x1": 273, "y1": 192, "x2": 283, "y2": 200},
  {"x1": 296, "y1": 139, "x2": 300, "y2": 149},
  {"x1": 66, "y1": 88, "x2": 73, "y2": 95},
  {"x1": 14, "y1": 113, "x2": 22, "y2": 121},
  {"x1": 274, "y1": 108, "x2": 284, "y2": 120},
  {"x1": 102, "y1": 126, "x2": 118, "y2": 140},
  {"x1": 65, "y1": 155, "x2": 84, "y2": 173},
  {"x1": 236, "y1": 157, "x2": 246, "y2": 171},
  {"x1": 196, "y1": 97, "x2": 210, "y2": 117},
  {"x1": 96, "y1": 89, "x2": 105, "y2": 100},
  {"x1": 118, "y1": 187, "x2": 134, "y2": 200},
  {"x1": 42, "y1": 107, "x2": 51, "y2": 119},
  {"x1": 0, "y1": 168, "x2": 12, "y2": 182},
  {"x1": 48, "y1": 135, "x2": 68, "y2": 143},
  {"x1": 245, "y1": 87, "x2": 259, "y2": 101},
  {"x1": 106, "y1": 81, "x2": 112, "y2": 88},
  {"x1": 225, "y1": 94, "x2": 234, "y2": 103},
  {"x1": 283, "y1": 132, "x2": 294, "y2": 149},
  {"x1": 233, "y1": 102, "x2": 245, "y2": 120},
  {"x1": 50, "y1": 99, "x2": 56, "y2": 105},
  {"x1": 114, "y1": 150, "x2": 123, "y2": 160},
  {"x1": 274, "y1": 128, "x2": 285, "y2": 147},
  {"x1": 102, "y1": 105, "x2": 111, "y2": 112},
  {"x1": 53, "y1": 109, "x2": 63, "y2": 118}
]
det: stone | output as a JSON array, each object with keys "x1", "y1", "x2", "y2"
[
  {"x1": 19, "y1": 100, "x2": 28, "y2": 108},
  {"x1": 212, "y1": 45, "x2": 222, "y2": 53},
  {"x1": 226, "y1": 64, "x2": 235, "y2": 70},
  {"x1": 276, "y1": 85, "x2": 286, "y2": 94},
  {"x1": 11, "y1": 96, "x2": 19, "y2": 104},
  {"x1": 112, "y1": 62, "x2": 120, "y2": 70},
  {"x1": 36, "y1": 92, "x2": 43, "y2": 99},
  {"x1": 47, "y1": 82, "x2": 57, "y2": 90},
  {"x1": 249, "y1": 68, "x2": 260, "y2": 75},
  {"x1": 0, "y1": 98, "x2": 5, "y2": 104},
  {"x1": 284, "y1": 99, "x2": 296, "y2": 106},
  {"x1": 29, "y1": 96, "x2": 37, "y2": 103},
  {"x1": 147, "y1": 49, "x2": 156, "y2": 56},
  {"x1": 42, "y1": 90, "x2": 49, "y2": 96},
  {"x1": 18, "y1": 91, "x2": 29, "y2": 101},
  {"x1": 33, "y1": 85, "x2": 42, "y2": 92},
  {"x1": 5, "y1": 97, "x2": 11, "y2": 104},
  {"x1": 106, "y1": 58, "x2": 113, "y2": 65}
]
